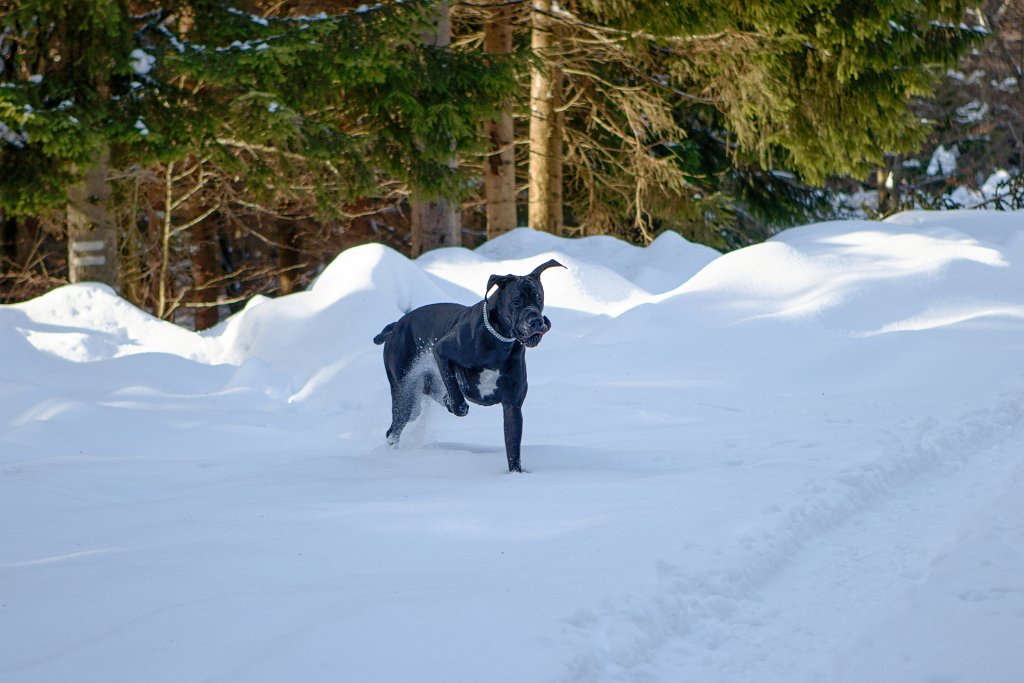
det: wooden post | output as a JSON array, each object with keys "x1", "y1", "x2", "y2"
[{"x1": 67, "y1": 147, "x2": 119, "y2": 290}]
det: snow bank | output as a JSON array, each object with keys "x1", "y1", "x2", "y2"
[{"x1": 8, "y1": 283, "x2": 212, "y2": 362}]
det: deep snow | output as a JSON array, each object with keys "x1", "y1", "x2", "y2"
[{"x1": 2, "y1": 210, "x2": 1023, "y2": 682}]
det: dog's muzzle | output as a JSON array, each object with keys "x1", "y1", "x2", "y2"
[{"x1": 519, "y1": 313, "x2": 550, "y2": 347}]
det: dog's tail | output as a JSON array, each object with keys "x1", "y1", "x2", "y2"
[{"x1": 373, "y1": 322, "x2": 397, "y2": 345}]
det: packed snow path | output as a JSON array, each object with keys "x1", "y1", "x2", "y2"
[{"x1": 2, "y1": 210, "x2": 1023, "y2": 682}]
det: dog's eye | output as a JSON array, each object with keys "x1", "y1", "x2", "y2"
[{"x1": 513, "y1": 297, "x2": 521, "y2": 306}]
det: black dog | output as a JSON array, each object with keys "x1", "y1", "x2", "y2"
[{"x1": 373, "y1": 259, "x2": 565, "y2": 472}]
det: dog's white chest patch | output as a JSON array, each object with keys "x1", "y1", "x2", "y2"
[{"x1": 477, "y1": 369, "x2": 500, "y2": 398}]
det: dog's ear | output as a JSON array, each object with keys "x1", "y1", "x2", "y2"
[
  {"x1": 486, "y1": 273, "x2": 516, "y2": 297},
  {"x1": 529, "y1": 259, "x2": 566, "y2": 279}
]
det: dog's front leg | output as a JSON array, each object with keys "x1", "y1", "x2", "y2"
[
  {"x1": 502, "y1": 402, "x2": 523, "y2": 473},
  {"x1": 433, "y1": 340, "x2": 469, "y2": 417}
]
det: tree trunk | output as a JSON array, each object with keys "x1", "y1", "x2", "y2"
[
  {"x1": 876, "y1": 163, "x2": 899, "y2": 215},
  {"x1": 157, "y1": 161, "x2": 174, "y2": 319},
  {"x1": 484, "y1": 5, "x2": 517, "y2": 239},
  {"x1": 550, "y1": 66, "x2": 564, "y2": 231},
  {"x1": 277, "y1": 223, "x2": 302, "y2": 295},
  {"x1": 191, "y1": 214, "x2": 220, "y2": 331},
  {"x1": 875, "y1": 168, "x2": 888, "y2": 213},
  {"x1": 1, "y1": 212, "x2": 17, "y2": 272},
  {"x1": 1, "y1": 212, "x2": 18, "y2": 302},
  {"x1": 410, "y1": 3, "x2": 461, "y2": 256},
  {"x1": 529, "y1": 0, "x2": 563, "y2": 234},
  {"x1": 67, "y1": 146, "x2": 120, "y2": 291},
  {"x1": 411, "y1": 201, "x2": 460, "y2": 256}
]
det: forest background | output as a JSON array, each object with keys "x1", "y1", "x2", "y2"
[{"x1": 1, "y1": 0, "x2": 1022, "y2": 330}]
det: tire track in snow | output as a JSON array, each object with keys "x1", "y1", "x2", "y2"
[
  {"x1": 554, "y1": 388, "x2": 1024, "y2": 682},
  {"x1": 683, "y1": 433, "x2": 1024, "y2": 683}
]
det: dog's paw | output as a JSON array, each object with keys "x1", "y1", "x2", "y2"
[{"x1": 445, "y1": 395, "x2": 469, "y2": 416}]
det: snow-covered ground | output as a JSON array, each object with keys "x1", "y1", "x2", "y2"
[{"x1": 2, "y1": 210, "x2": 1023, "y2": 682}]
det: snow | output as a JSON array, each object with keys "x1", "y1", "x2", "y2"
[
  {"x1": 993, "y1": 76, "x2": 1018, "y2": 91},
  {"x1": 129, "y1": 49, "x2": 155, "y2": 76},
  {"x1": 0, "y1": 119, "x2": 27, "y2": 147},
  {"x1": 946, "y1": 169, "x2": 1016, "y2": 208},
  {"x1": 955, "y1": 99, "x2": 988, "y2": 125},
  {"x1": 226, "y1": 7, "x2": 270, "y2": 27},
  {"x1": 2, "y1": 211, "x2": 1024, "y2": 682},
  {"x1": 927, "y1": 144, "x2": 958, "y2": 176}
]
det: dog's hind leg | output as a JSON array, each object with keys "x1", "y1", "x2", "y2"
[{"x1": 385, "y1": 383, "x2": 416, "y2": 447}]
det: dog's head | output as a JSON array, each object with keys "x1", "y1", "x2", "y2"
[{"x1": 486, "y1": 259, "x2": 565, "y2": 347}]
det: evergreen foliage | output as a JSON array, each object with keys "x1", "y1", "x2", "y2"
[
  {"x1": 0, "y1": 0, "x2": 135, "y2": 213},
  {"x1": 546, "y1": 0, "x2": 986, "y2": 246},
  {"x1": 0, "y1": 0, "x2": 515, "y2": 218}
]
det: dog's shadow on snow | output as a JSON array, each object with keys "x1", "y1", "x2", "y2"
[{"x1": 421, "y1": 441, "x2": 497, "y2": 455}]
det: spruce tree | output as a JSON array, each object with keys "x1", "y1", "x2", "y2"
[
  {"x1": 1, "y1": 0, "x2": 515, "y2": 304},
  {"x1": 516, "y1": 0, "x2": 984, "y2": 247},
  {"x1": 0, "y1": 0, "x2": 133, "y2": 215}
]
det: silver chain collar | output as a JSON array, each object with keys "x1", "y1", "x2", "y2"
[{"x1": 481, "y1": 301, "x2": 517, "y2": 343}]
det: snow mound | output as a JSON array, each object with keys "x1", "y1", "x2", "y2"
[
  {"x1": 601, "y1": 215, "x2": 1021, "y2": 337},
  {"x1": 9, "y1": 282, "x2": 213, "y2": 362},
  {"x1": 419, "y1": 227, "x2": 718, "y2": 315}
]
